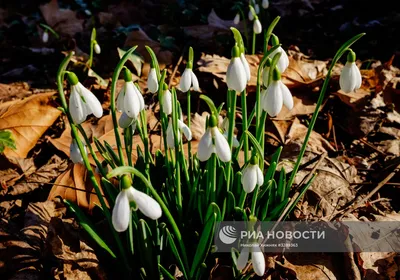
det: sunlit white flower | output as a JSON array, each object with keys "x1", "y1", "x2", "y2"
[
  {"x1": 236, "y1": 245, "x2": 265, "y2": 276},
  {"x1": 227, "y1": 46, "x2": 247, "y2": 92},
  {"x1": 161, "y1": 86, "x2": 172, "y2": 115},
  {"x1": 117, "y1": 70, "x2": 145, "y2": 120},
  {"x1": 253, "y1": 19, "x2": 262, "y2": 34},
  {"x1": 240, "y1": 53, "x2": 251, "y2": 82},
  {"x1": 241, "y1": 156, "x2": 264, "y2": 193},
  {"x1": 248, "y1": 10, "x2": 254, "y2": 21},
  {"x1": 255, "y1": 4, "x2": 260, "y2": 14},
  {"x1": 233, "y1": 13, "x2": 240, "y2": 25},
  {"x1": 67, "y1": 72, "x2": 103, "y2": 124},
  {"x1": 262, "y1": 0, "x2": 269, "y2": 9},
  {"x1": 70, "y1": 139, "x2": 87, "y2": 164},
  {"x1": 147, "y1": 68, "x2": 159, "y2": 93},
  {"x1": 94, "y1": 42, "x2": 101, "y2": 54},
  {"x1": 112, "y1": 180, "x2": 162, "y2": 232},
  {"x1": 340, "y1": 50, "x2": 362, "y2": 93},
  {"x1": 262, "y1": 58, "x2": 272, "y2": 87},
  {"x1": 42, "y1": 31, "x2": 49, "y2": 43},
  {"x1": 261, "y1": 67, "x2": 293, "y2": 117},
  {"x1": 166, "y1": 118, "x2": 192, "y2": 149},
  {"x1": 268, "y1": 35, "x2": 289, "y2": 73},
  {"x1": 197, "y1": 115, "x2": 231, "y2": 162},
  {"x1": 222, "y1": 117, "x2": 239, "y2": 148},
  {"x1": 179, "y1": 68, "x2": 200, "y2": 92},
  {"x1": 118, "y1": 112, "x2": 137, "y2": 129}
]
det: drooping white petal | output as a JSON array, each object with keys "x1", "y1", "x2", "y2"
[
  {"x1": 256, "y1": 165, "x2": 264, "y2": 187},
  {"x1": 240, "y1": 53, "x2": 251, "y2": 81},
  {"x1": 119, "y1": 112, "x2": 135, "y2": 128},
  {"x1": 253, "y1": 19, "x2": 262, "y2": 34},
  {"x1": 94, "y1": 43, "x2": 101, "y2": 54},
  {"x1": 280, "y1": 82, "x2": 293, "y2": 110},
  {"x1": 70, "y1": 140, "x2": 86, "y2": 164},
  {"x1": 69, "y1": 86, "x2": 87, "y2": 124},
  {"x1": 248, "y1": 10, "x2": 254, "y2": 21},
  {"x1": 42, "y1": 31, "x2": 49, "y2": 43},
  {"x1": 241, "y1": 165, "x2": 258, "y2": 193},
  {"x1": 212, "y1": 127, "x2": 231, "y2": 162},
  {"x1": 197, "y1": 129, "x2": 213, "y2": 161},
  {"x1": 124, "y1": 81, "x2": 141, "y2": 118},
  {"x1": 269, "y1": 47, "x2": 289, "y2": 73},
  {"x1": 262, "y1": 0, "x2": 269, "y2": 9},
  {"x1": 147, "y1": 68, "x2": 159, "y2": 93},
  {"x1": 263, "y1": 81, "x2": 283, "y2": 117},
  {"x1": 133, "y1": 85, "x2": 145, "y2": 111},
  {"x1": 262, "y1": 66, "x2": 270, "y2": 87},
  {"x1": 116, "y1": 87, "x2": 125, "y2": 112},
  {"x1": 180, "y1": 68, "x2": 192, "y2": 92},
  {"x1": 232, "y1": 136, "x2": 240, "y2": 148},
  {"x1": 251, "y1": 247, "x2": 265, "y2": 276},
  {"x1": 162, "y1": 89, "x2": 172, "y2": 115},
  {"x1": 178, "y1": 119, "x2": 192, "y2": 141},
  {"x1": 190, "y1": 71, "x2": 200, "y2": 92},
  {"x1": 233, "y1": 13, "x2": 240, "y2": 25},
  {"x1": 129, "y1": 187, "x2": 162, "y2": 220},
  {"x1": 255, "y1": 4, "x2": 260, "y2": 14},
  {"x1": 236, "y1": 247, "x2": 250, "y2": 270},
  {"x1": 112, "y1": 190, "x2": 131, "y2": 232},
  {"x1": 227, "y1": 57, "x2": 247, "y2": 92},
  {"x1": 352, "y1": 63, "x2": 362, "y2": 90},
  {"x1": 79, "y1": 84, "x2": 103, "y2": 118}
]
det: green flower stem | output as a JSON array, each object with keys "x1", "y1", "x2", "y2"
[
  {"x1": 187, "y1": 90, "x2": 193, "y2": 179},
  {"x1": 171, "y1": 89, "x2": 182, "y2": 216},
  {"x1": 210, "y1": 153, "x2": 217, "y2": 203},
  {"x1": 87, "y1": 28, "x2": 97, "y2": 69},
  {"x1": 286, "y1": 33, "x2": 366, "y2": 190},
  {"x1": 252, "y1": 31, "x2": 256, "y2": 55},
  {"x1": 123, "y1": 127, "x2": 133, "y2": 167},
  {"x1": 250, "y1": 185, "x2": 259, "y2": 215},
  {"x1": 56, "y1": 52, "x2": 129, "y2": 270},
  {"x1": 241, "y1": 89, "x2": 249, "y2": 162},
  {"x1": 110, "y1": 46, "x2": 138, "y2": 166},
  {"x1": 238, "y1": 190, "x2": 247, "y2": 209},
  {"x1": 226, "y1": 90, "x2": 237, "y2": 191},
  {"x1": 107, "y1": 166, "x2": 190, "y2": 277}
]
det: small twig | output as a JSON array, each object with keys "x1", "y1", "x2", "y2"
[
  {"x1": 332, "y1": 124, "x2": 338, "y2": 151},
  {"x1": 168, "y1": 51, "x2": 184, "y2": 88},
  {"x1": 359, "y1": 138, "x2": 386, "y2": 157}
]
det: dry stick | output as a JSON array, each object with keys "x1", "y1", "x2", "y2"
[
  {"x1": 341, "y1": 162, "x2": 400, "y2": 218},
  {"x1": 168, "y1": 52, "x2": 184, "y2": 88}
]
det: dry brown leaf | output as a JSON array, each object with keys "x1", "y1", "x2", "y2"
[
  {"x1": 40, "y1": 0, "x2": 84, "y2": 37},
  {"x1": 0, "y1": 83, "x2": 33, "y2": 103},
  {"x1": 0, "y1": 92, "x2": 61, "y2": 158}
]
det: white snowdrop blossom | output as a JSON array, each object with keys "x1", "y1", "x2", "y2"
[
  {"x1": 255, "y1": 4, "x2": 260, "y2": 14},
  {"x1": 233, "y1": 13, "x2": 240, "y2": 25},
  {"x1": 253, "y1": 19, "x2": 262, "y2": 34},
  {"x1": 117, "y1": 69, "x2": 145, "y2": 120},
  {"x1": 70, "y1": 139, "x2": 87, "y2": 164},
  {"x1": 147, "y1": 68, "x2": 159, "y2": 93},
  {"x1": 112, "y1": 176, "x2": 162, "y2": 232},
  {"x1": 262, "y1": 0, "x2": 269, "y2": 9},
  {"x1": 241, "y1": 156, "x2": 264, "y2": 193},
  {"x1": 248, "y1": 10, "x2": 254, "y2": 21},
  {"x1": 226, "y1": 46, "x2": 247, "y2": 92},
  {"x1": 236, "y1": 245, "x2": 265, "y2": 276},
  {"x1": 179, "y1": 68, "x2": 200, "y2": 92},
  {"x1": 161, "y1": 85, "x2": 172, "y2": 115},
  {"x1": 67, "y1": 72, "x2": 103, "y2": 124},
  {"x1": 261, "y1": 67, "x2": 293, "y2": 117},
  {"x1": 222, "y1": 117, "x2": 239, "y2": 148},
  {"x1": 118, "y1": 112, "x2": 137, "y2": 129},
  {"x1": 268, "y1": 35, "x2": 289, "y2": 73},
  {"x1": 339, "y1": 50, "x2": 362, "y2": 93},
  {"x1": 197, "y1": 115, "x2": 231, "y2": 162},
  {"x1": 240, "y1": 53, "x2": 251, "y2": 82},
  {"x1": 42, "y1": 31, "x2": 49, "y2": 43},
  {"x1": 166, "y1": 118, "x2": 192, "y2": 149},
  {"x1": 94, "y1": 42, "x2": 101, "y2": 54}
]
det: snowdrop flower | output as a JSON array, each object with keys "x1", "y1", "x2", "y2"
[
  {"x1": 255, "y1": 4, "x2": 260, "y2": 14},
  {"x1": 197, "y1": 115, "x2": 231, "y2": 162},
  {"x1": 248, "y1": 10, "x2": 254, "y2": 21},
  {"x1": 166, "y1": 118, "x2": 192, "y2": 149},
  {"x1": 241, "y1": 155, "x2": 263, "y2": 193},
  {"x1": 268, "y1": 34, "x2": 289, "y2": 73},
  {"x1": 340, "y1": 50, "x2": 362, "y2": 93},
  {"x1": 253, "y1": 18, "x2": 262, "y2": 34},
  {"x1": 147, "y1": 67, "x2": 159, "y2": 93},
  {"x1": 94, "y1": 41, "x2": 101, "y2": 54},
  {"x1": 118, "y1": 112, "x2": 137, "y2": 129},
  {"x1": 262, "y1": 0, "x2": 269, "y2": 9},
  {"x1": 261, "y1": 67, "x2": 293, "y2": 117},
  {"x1": 117, "y1": 68, "x2": 145, "y2": 120},
  {"x1": 236, "y1": 245, "x2": 265, "y2": 276},
  {"x1": 67, "y1": 72, "x2": 103, "y2": 124},
  {"x1": 42, "y1": 31, "x2": 49, "y2": 43},
  {"x1": 227, "y1": 45, "x2": 247, "y2": 92},
  {"x1": 70, "y1": 139, "x2": 87, "y2": 164},
  {"x1": 112, "y1": 175, "x2": 162, "y2": 232},
  {"x1": 240, "y1": 46, "x2": 251, "y2": 82},
  {"x1": 161, "y1": 83, "x2": 172, "y2": 115},
  {"x1": 179, "y1": 68, "x2": 200, "y2": 92},
  {"x1": 233, "y1": 13, "x2": 240, "y2": 25},
  {"x1": 222, "y1": 117, "x2": 239, "y2": 148},
  {"x1": 262, "y1": 58, "x2": 272, "y2": 87}
]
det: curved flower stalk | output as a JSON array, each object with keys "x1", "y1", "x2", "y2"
[
  {"x1": 179, "y1": 65, "x2": 200, "y2": 92},
  {"x1": 268, "y1": 34, "x2": 289, "y2": 73},
  {"x1": 112, "y1": 175, "x2": 162, "y2": 232},
  {"x1": 222, "y1": 117, "x2": 239, "y2": 148},
  {"x1": 339, "y1": 50, "x2": 362, "y2": 93},
  {"x1": 66, "y1": 72, "x2": 103, "y2": 124},
  {"x1": 116, "y1": 68, "x2": 145, "y2": 120},
  {"x1": 70, "y1": 139, "x2": 87, "y2": 164},
  {"x1": 197, "y1": 114, "x2": 231, "y2": 162},
  {"x1": 166, "y1": 117, "x2": 192, "y2": 149},
  {"x1": 241, "y1": 155, "x2": 264, "y2": 193},
  {"x1": 262, "y1": 57, "x2": 272, "y2": 87},
  {"x1": 261, "y1": 67, "x2": 293, "y2": 117},
  {"x1": 234, "y1": 13, "x2": 240, "y2": 25},
  {"x1": 236, "y1": 245, "x2": 265, "y2": 276},
  {"x1": 227, "y1": 45, "x2": 247, "y2": 93},
  {"x1": 147, "y1": 67, "x2": 159, "y2": 93}
]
